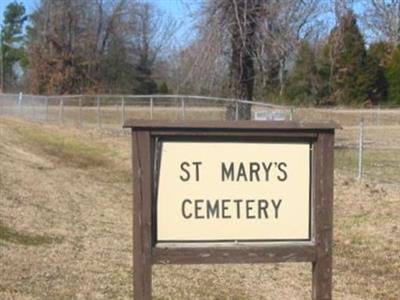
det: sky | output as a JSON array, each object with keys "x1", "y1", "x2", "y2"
[
  {"x1": 0, "y1": 0, "x2": 370, "y2": 46},
  {"x1": 0, "y1": 0, "x2": 197, "y2": 46},
  {"x1": 0, "y1": 0, "x2": 195, "y2": 27}
]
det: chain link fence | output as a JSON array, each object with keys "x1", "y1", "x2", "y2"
[
  {"x1": 0, "y1": 93, "x2": 399, "y2": 184},
  {"x1": 0, "y1": 93, "x2": 292, "y2": 127}
]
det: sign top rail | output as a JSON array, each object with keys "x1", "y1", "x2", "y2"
[{"x1": 123, "y1": 120, "x2": 341, "y2": 130}]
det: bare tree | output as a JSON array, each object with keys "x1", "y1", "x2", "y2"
[
  {"x1": 363, "y1": 0, "x2": 400, "y2": 46},
  {"x1": 256, "y1": 0, "x2": 323, "y2": 98},
  {"x1": 27, "y1": 0, "x2": 177, "y2": 94},
  {"x1": 177, "y1": 0, "x2": 323, "y2": 116},
  {"x1": 195, "y1": 0, "x2": 262, "y2": 120}
]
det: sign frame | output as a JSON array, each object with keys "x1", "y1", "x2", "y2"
[{"x1": 124, "y1": 120, "x2": 337, "y2": 300}]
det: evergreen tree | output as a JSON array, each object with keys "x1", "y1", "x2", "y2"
[
  {"x1": 132, "y1": 57, "x2": 158, "y2": 94},
  {"x1": 328, "y1": 11, "x2": 372, "y2": 105},
  {"x1": 0, "y1": 1, "x2": 27, "y2": 91},
  {"x1": 286, "y1": 41, "x2": 332, "y2": 106},
  {"x1": 386, "y1": 45, "x2": 400, "y2": 104},
  {"x1": 286, "y1": 41, "x2": 317, "y2": 105},
  {"x1": 158, "y1": 81, "x2": 169, "y2": 94},
  {"x1": 365, "y1": 42, "x2": 390, "y2": 104}
]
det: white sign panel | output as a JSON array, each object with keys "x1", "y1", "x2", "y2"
[
  {"x1": 157, "y1": 142, "x2": 311, "y2": 242},
  {"x1": 254, "y1": 111, "x2": 286, "y2": 121}
]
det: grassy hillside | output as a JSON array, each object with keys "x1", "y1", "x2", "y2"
[{"x1": 0, "y1": 118, "x2": 399, "y2": 299}]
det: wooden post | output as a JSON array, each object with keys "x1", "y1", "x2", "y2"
[
  {"x1": 312, "y1": 132, "x2": 334, "y2": 300},
  {"x1": 132, "y1": 130, "x2": 152, "y2": 300}
]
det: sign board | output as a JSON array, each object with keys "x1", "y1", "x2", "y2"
[
  {"x1": 157, "y1": 142, "x2": 311, "y2": 242},
  {"x1": 254, "y1": 110, "x2": 286, "y2": 121},
  {"x1": 124, "y1": 120, "x2": 337, "y2": 300}
]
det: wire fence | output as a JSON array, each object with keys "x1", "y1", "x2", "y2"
[
  {"x1": 0, "y1": 93, "x2": 293, "y2": 127},
  {"x1": 0, "y1": 93, "x2": 399, "y2": 184}
]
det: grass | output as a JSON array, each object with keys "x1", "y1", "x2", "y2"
[
  {"x1": 0, "y1": 117, "x2": 399, "y2": 299},
  {"x1": 335, "y1": 147, "x2": 400, "y2": 183},
  {"x1": 0, "y1": 222, "x2": 62, "y2": 246},
  {"x1": 5, "y1": 119, "x2": 111, "y2": 169}
]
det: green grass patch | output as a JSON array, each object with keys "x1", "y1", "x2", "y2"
[
  {"x1": 335, "y1": 148, "x2": 400, "y2": 183},
  {"x1": 0, "y1": 222, "x2": 62, "y2": 246},
  {"x1": 13, "y1": 123, "x2": 110, "y2": 169}
]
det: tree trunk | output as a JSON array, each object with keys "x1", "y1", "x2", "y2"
[{"x1": 226, "y1": 0, "x2": 261, "y2": 120}]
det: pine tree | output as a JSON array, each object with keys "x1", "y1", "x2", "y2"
[
  {"x1": 365, "y1": 42, "x2": 390, "y2": 104},
  {"x1": 386, "y1": 45, "x2": 400, "y2": 104},
  {"x1": 286, "y1": 41, "x2": 317, "y2": 105},
  {"x1": 286, "y1": 41, "x2": 332, "y2": 106},
  {"x1": 158, "y1": 81, "x2": 169, "y2": 94},
  {"x1": 0, "y1": 1, "x2": 27, "y2": 91},
  {"x1": 328, "y1": 11, "x2": 371, "y2": 105}
]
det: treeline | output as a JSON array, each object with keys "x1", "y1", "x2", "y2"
[
  {"x1": 1, "y1": 0, "x2": 175, "y2": 95},
  {"x1": 286, "y1": 11, "x2": 400, "y2": 106},
  {"x1": 1, "y1": 0, "x2": 400, "y2": 106}
]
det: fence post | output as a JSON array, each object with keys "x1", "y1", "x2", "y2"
[
  {"x1": 18, "y1": 92, "x2": 23, "y2": 116},
  {"x1": 357, "y1": 117, "x2": 364, "y2": 180},
  {"x1": 290, "y1": 107, "x2": 294, "y2": 121},
  {"x1": 150, "y1": 97, "x2": 153, "y2": 120},
  {"x1": 376, "y1": 104, "x2": 380, "y2": 126},
  {"x1": 235, "y1": 101, "x2": 239, "y2": 120},
  {"x1": 181, "y1": 97, "x2": 185, "y2": 120},
  {"x1": 31, "y1": 96, "x2": 35, "y2": 120},
  {"x1": 78, "y1": 97, "x2": 82, "y2": 127},
  {"x1": 45, "y1": 96, "x2": 49, "y2": 122},
  {"x1": 59, "y1": 98, "x2": 64, "y2": 124},
  {"x1": 121, "y1": 96, "x2": 125, "y2": 125},
  {"x1": 97, "y1": 96, "x2": 101, "y2": 128}
]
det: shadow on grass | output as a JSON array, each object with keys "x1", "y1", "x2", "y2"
[
  {"x1": 5, "y1": 119, "x2": 110, "y2": 169},
  {"x1": 0, "y1": 222, "x2": 63, "y2": 246}
]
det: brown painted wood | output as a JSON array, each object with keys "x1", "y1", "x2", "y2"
[
  {"x1": 132, "y1": 130, "x2": 152, "y2": 300},
  {"x1": 312, "y1": 132, "x2": 334, "y2": 300},
  {"x1": 150, "y1": 130, "x2": 318, "y2": 139},
  {"x1": 124, "y1": 119, "x2": 340, "y2": 130},
  {"x1": 152, "y1": 244, "x2": 316, "y2": 264},
  {"x1": 127, "y1": 121, "x2": 336, "y2": 300}
]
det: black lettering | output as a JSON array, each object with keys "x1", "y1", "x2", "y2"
[
  {"x1": 271, "y1": 199, "x2": 282, "y2": 218},
  {"x1": 182, "y1": 199, "x2": 192, "y2": 219},
  {"x1": 192, "y1": 161, "x2": 202, "y2": 181},
  {"x1": 262, "y1": 162, "x2": 273, "y2": 181},
  {"x1": 221, "y1": 199, "x2": 231, "y2": 218},
  {"x1": 258, "y1": 199, "x2": 269, "y2": 218},
  {"x1": 237, "y1": 163, "x2": 248, "y2": 181},
  {"x1": 179, "y1": 162, "x2": 191, "y2": 181},
  {"x1": 206, "y1": 200, "x2": 219, "y2": 218},
  {"x1": 249, "y1": 162, "x2": 260, "y2": 181},
  {"x1": 277, "y1": 162, "x2": 287, "y2": 181},
  {"x1": 233, "y1": 199, "x2": 243, "y2": 218},
  {"x1": 194, "y1": 199, "x2": 204, "y2": 219},
  {"x1": 246, "y1": 200, "x2": 256, "y2": 219},
  {"x1": 221, "y1": 162, "x2": 234, "y2": 181}
]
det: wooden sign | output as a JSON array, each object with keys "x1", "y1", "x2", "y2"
[{"x1": 124, "y1": 120, "x2": 337, "y2": 300}]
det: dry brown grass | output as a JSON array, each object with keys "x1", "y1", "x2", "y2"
[{"x1": 0, "y1": 117, "x2": 399, "y2": 299}]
